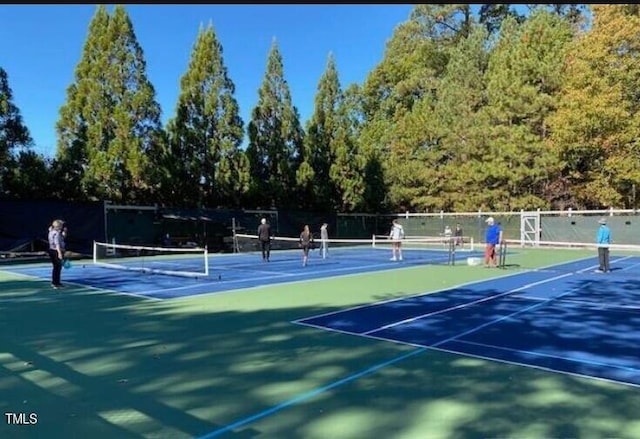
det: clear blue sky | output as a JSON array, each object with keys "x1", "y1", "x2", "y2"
[{"x1": 0, "y1": 4, "x2": 415, "y2": 158}]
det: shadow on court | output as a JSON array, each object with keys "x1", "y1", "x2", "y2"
[
  {"x1": 298, "y1": 266, "x2": 640, "y2": 389},
  {"x1": 1, "y1": 270, "x2": 640, "y2": 439}
]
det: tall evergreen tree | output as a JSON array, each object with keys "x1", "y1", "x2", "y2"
[
  {"x1": 55, "y1": 5, "x2": 164, "y2": 203},
  {"x1": 166, "y1": 23, "x2": 248, "y2": 208},
  {"x1": 0, "y1": 67, "x2": 34, "y2": 197},
  {"x1": 55, "y1": 5, "x2": 109, "y2": 201},
  {"x1": 297, "y1": 53, "x2": 342, "y2": 211},
  {"x1": 246, "y1": 39, "x2": 304, "y2": 209},
  {"x1": 331, "y1": 83, "x2": 368, "y2": 212}
]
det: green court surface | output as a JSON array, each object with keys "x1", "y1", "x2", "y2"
[{"x1": 1, "y1": 247, "x2": 640, "y2": 439}]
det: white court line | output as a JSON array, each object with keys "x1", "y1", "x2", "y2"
[
  {"x1": 362, "y1": 271, "x2": 576, "y2": 335},
  {"x1": 0, "y1": 271, "x2": 163, "y2": 301},
  {"x1": 377, "y1": 255, "x2": 627, "y2": 331},
  {"x1": 140, "y1": 272, "x2": 295, "y2": 295},
  {"x1": 453, "y1": 339, "x2": 640, "y2": 374},
  {"x1": 426, "y1": 282, "x2": 589, "y2": 348},
  {"x1": 87, "y1": 254, "x2": 423, "y2": 298},
  {"x1": 170, "y1": 259, "x2": 431, "y2": 301},
  {"x1": 291, "y1": 255, "x2": 597, "y2": 324},
  {"x1": 513, "y1": 295, "x2": 640, "y2": 312},
  {"x1": 292, "y1": 316, "x2": 640, "y2": 390},
  {"x1": 617, "y1": 258, "x2": 640, "y2": 272},
  {"x1": 428, "y1": 345, "x2": 640, "y2": 389}
]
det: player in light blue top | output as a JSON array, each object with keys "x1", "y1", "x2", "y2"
[{"x1": 595, "y1": 217, "x2": 611, "y2": 273}]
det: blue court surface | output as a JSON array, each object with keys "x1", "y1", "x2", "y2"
[
  {"x1": 4, "y1": 245, "x2": 479, "y2": 299},
  {"x1": 295, "y1": 256, "x2": 640, "y2": 388}
]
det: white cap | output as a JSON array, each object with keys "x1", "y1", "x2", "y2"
[
  {"x1": 261, "y1": 218, "x2": 266, "y2": 224},
  {"x1": 485, "y1": 217, "x2": 494, "y2": 224}
]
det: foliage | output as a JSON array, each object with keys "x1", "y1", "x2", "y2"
[
  {"x1": 0, "y1": 67, "x2": 51, "y2": 201},
  {"x1": 166, "y1": 23, "x2": 248, "y2": 208},
  {"x1": 8, "y1": 4, "x2": 640, "y2": 212},
  {"x1": 246, "y1": 39, "x2": 304, "y2": 209},
  {"x1": 549, "y1": 4, "x2": 640, "y2": 209},
  {"x1": 55, "y1": 5, "x2": 164, "y2": 204}
]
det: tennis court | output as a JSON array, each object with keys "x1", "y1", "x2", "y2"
[
  {"x1": 1, "y1": 240, "x2": 640, "y2": 438},
  {"x1": 4, "y1": 236, "x2": 472, "y2": 299},
  {"x1": 296, "y1": 256, "x2": 640, "y2": 389}
]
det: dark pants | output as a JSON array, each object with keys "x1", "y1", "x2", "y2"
[
  {"x1": 598, "y1": 247, "x2": 610, "y2": 272},
  {"x1": 48, "y1": 249, "x2": 63, "y2": 285},
  {"x1": 260, "y1": 240, "x2": 270, "y2": 261}
]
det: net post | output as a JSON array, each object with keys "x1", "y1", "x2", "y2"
[
  {"x1": 232, "y1": 230, "x2": 239, "y2": 254},
  {"x1": 231, "y1": 218, "x2": 239, "y2": 253},
  {"x1": 371, "y1": 234, "x2": 376, "y2": 248},
  {"x1": 470, "y1": 237, "x2": 474, "y2": 252},
  {"x1": 204, "y1": 245, "x2": 209, "y2": 276},
  {"x1": 93, "y1": 240, "x2": 97, "y2": 264},
  {"x1": 499, "y1": 241, "x2": 507, "y2": 268}
]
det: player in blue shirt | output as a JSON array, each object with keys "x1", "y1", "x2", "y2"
[{"x1": 484, "y1": 217, "x2": 503, "y2": 268}]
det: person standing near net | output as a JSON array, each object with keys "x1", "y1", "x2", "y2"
[
  {"x1": 320, "y1": 223, "x2": 329, "y2": 259},
  {"x1": 300, "y1": 224, "x2": 314, "y2": 267},
  {"x1": 483, "y1": 217, "x2": 503, "y2": 268},
  {"x1": 454, "y1": 223, "x2": 464, "y2": 247},
  {"x1": 389, "y1": 219, "x2": 404, "y2": 261},
  {"x1": 47, "y1": 219, "x2": 66, "y2": 289},
  {"x1": 595, "y1": 217, "x2": 611, "y2": 273},
  {"x1": 257, "y1": 218, "x2": 272, "y2": 262}
]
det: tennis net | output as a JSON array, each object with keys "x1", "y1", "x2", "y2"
[
  {"x1": 93, "y1": 241, "x2": 209, "y2": 278},
  {"x1": 233, "y1": 233, "x2": 467, "y2": 265},
  {"x1": 373, "y1": 234, "x2": 475, "y2": 252}
]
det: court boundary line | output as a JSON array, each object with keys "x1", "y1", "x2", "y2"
[
  {"x1": 5, "y1": 253, "x2": 629, "y2": 303},
  {"x1": 295, "y1": 256, "x2": 640, "y2": 389},
  {"x1": 291, "y1": 319, "x2": 640, "y2": 390},
  {"x1": 294, "y1": 255, "x2": 634, "y2": 327},
  {"x1": 423, "y1": 281, "x2": 589, "y2": 348},
  {"x1": 429, "y1": 345, "x2": 640, "y2": 389},
  {"x1": 452, "y1": 339, "x2": 640, "y2": 374},
  {"x1": 291, "y1": 255, "x2": 597, "y2": 325},
  {"x1": 293, "y1": 272, "x2": 587, "y2": 341},
  {"x1": 0, "y1": 270, "x2": 164, "y2": 301},
  {"x1": 195, "y1": 347, "x2": 426, "y2": 438},
  {"x1": 295, "y1": 323, "x2": 640, "y2": 390},
  {"x1": 8, "y1": 250, "x2": 458, "y2": 301},
  {"x1": 513, "y1": 294, "x2": 640, "y2": 313},
  {"x1": 138, "y1": 272, "x2": 296, "y2": 295},
  {"x1": 169, "y1": 257, "x2": 457, "y2": 301},
  {"x1": 362, "y1": 271, "x2": 576, "y2": 335}
]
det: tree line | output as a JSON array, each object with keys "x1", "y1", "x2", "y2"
[{"x1": 2, "y1": 4, "x2": 639, "y2": 213}]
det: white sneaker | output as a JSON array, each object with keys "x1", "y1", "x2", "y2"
[
  {"x1": 398, "y1": 256, "x2": 403, "y2": 261},
  {"x1": 390, "y1": 257, "x2": 397, "y2": 261}
]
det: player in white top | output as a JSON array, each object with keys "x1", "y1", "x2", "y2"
[
  {"x1": 320, "y1": 223, "x2": 329, "y2": 259},
  {"x1": 389, "y1": 219, "x2": 404, "y2": 261}
]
